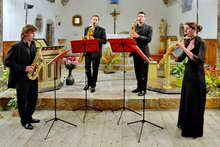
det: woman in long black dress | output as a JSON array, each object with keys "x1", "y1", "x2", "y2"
[{"x1": 172, "y1": 22, "x2": 207, "y2": 138}]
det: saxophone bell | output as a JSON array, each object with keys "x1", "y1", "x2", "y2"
[{"x1": 130, "y1": 19, "x2": 138, "y2": 38}]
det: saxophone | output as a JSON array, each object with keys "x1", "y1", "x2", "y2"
[
  {"x1": 79, "y1": 25, "x2": 95, "y2": 62},
  {"x1": 27, "y1": 41, "x2": 44, "y2": 80},
  {"x1": 158, "y1": 37, "x2": 190, "y2": 65},
  {"x1": 158, "y1": 42, "x2": 178, "y2": 65},
  {"x1": 130, "y1": 19, "x2": 138, "y2": 38},
  {"x1": 81, "y1": 25, "x2": 95, "y2": 40}
]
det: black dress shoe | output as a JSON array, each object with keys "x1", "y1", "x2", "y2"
[
  {"x1": 138, "y1": 91, "x2": 146, "y2": 96},
  {"x1": 83, "y1": 85, "x2": 90, "y2": 90},
  {"x1": 30, "y1": 118, "x2": 40, "y2": 123},
  {"x1": 22, "y1": 123, "x2": 34, "y2": 130},
  {"x1": 132, "y1": 88, "x2": 140, "y2": 93},
  {"x1": 90, "y1": 87, "x2": 95, "y2": 93}
]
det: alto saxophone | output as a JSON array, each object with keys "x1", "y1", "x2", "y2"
[
  {"x1": 27, "y1": 41, "x2": 44, "y2": 80},
  {"x1": 81, "y1": 25, "x2": 95, "y2": 40},
  {"x1": 79, "y1": 25, "x2": 95, "y2": 62},
  {"x1": 130, "y1": 19, "x2": 138, "y2": 38}
]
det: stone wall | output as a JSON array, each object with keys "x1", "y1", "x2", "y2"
[
  {"x1": 0, "y1": 0, "x2": 2, "y2": 64},
  {"x1": 217, "y1": 0, "x2": 220, "y2": 69}
]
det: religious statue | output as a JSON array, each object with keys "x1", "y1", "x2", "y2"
[
  {"x1": 159, "y1": 18, "x2": 168, "y2": 37},
  {"x1": 35, "y1": 14, "x2": 43, "y2": 33},
  {"x1": 47, "y1": 0, "x2": 55, "y2": 3},
  {"x1": 61, "y1": 0, "x2": 69, "y2": 6},
  {"x1": 163, "y1": 0, "x2": 169, "y2": 5}
]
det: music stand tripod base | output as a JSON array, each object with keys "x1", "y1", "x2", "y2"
[
  {"x1": 127, "y1": 94, "x2": 163, "y2": 143},
  {"x1": 72, "y1": 89, "x2": 102, "y2": 124},
  {"x1": 71, "y1": 39, "x2": 102, "y2": 123},
  {"x1": 108, "y1": 38, "x2": 142, "y2": 125},
  {"x1": 45, "y1": 60, "x2": 77, "y2": 140}
]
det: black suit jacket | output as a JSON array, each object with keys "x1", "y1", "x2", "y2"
[
  {"x1": 84, "y1": 25, "x2": 107, "y2": 55},
  {"x1": 135, "y1": 23, "x2": 153, "y2": 56},
  {"x1": 4, "y1": 40, "x2": 37, "y2": 88}
]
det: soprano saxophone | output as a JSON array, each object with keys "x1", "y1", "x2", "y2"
[{"x1": 158, "y1": 37, "x2": 190, "y2": 65}]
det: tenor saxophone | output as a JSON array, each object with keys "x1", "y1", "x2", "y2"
[{"x1": 27, "y1": 41, "x2": 44, "y2": 80}]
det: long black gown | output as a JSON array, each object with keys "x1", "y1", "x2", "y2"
[{"x1": 177, "y1": 36, "x2": 207, "y2": 138}]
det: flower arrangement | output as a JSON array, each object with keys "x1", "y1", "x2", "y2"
[
  {"x1": 63, "y1": 56, "x2": 79, "y2": 70},
  {"x1": 101, "y1": 47, "x2": 122, "y2": 73},
  {"x1": 63, "y1": 55, "x2": 79, "y2": 85}
]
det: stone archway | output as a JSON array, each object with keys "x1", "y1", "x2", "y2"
[{"x1": 46, "y1": 19, "x2": 55, "y2": 46}]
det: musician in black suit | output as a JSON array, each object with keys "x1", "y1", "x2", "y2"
[
  {"x1": 131, "y1": 12, "x2": 153, "y2": 96},
  {"x1": 4, "y1": 24, "x2": 40, "y2": 130},
  {"x1": 83, "y1": 15, "x2": 107, "y2": 93}
]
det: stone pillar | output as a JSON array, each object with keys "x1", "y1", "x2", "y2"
[
  {"x1": 0, "y1": 0, "x2": 3, "y2": 64},
  {"x1": 217, "y1": 0, "x2": 220, "y2": 69}
]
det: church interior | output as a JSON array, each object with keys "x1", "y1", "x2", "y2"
[{"x1": 0, "y1": 0, "x2": 220, "y2": 146}]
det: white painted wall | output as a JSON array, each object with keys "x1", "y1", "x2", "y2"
[
  {"x1": 167, "y1": 0, "x2": 217, "y2": 39},
  {"x1": 3, "y1": 0, "x2": 62, "y2": 44},
  {"x1": 59, "y1": 0, "x2": 168, "y2": 54},
  {"x1": 3, "y1": 0, "x2": 218, "y2": 53}
]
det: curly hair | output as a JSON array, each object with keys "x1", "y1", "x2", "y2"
[{"x1": 21, "y1": 24, "x2": 37, "y2": 39}]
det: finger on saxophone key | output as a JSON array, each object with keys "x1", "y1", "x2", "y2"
[{"x1": 25, "y1": 66, "x2": 34, "y2": 72}]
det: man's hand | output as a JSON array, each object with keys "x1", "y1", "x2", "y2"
[
  {"x1": 88, "y1": 36, "x2": 95, "y2": 40},
  {"x1": 131, "y1": 32, "x2": 139, "y2": 38},
  {"x1": 25, "y1": 66, "x2": 34, "y2": 72}
]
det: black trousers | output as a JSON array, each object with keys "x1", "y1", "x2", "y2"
[
  {"x1": 16, "y1": 80, "x2": 38, "y2": 125},
  {"x1": 133, "y1": 53, "x2": 149, "y2": 91},
  {"x1": 85, "y1": 52, "x2": 101, "y2": 88}
]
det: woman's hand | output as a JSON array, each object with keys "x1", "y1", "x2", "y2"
[
  {"x1": 176, "y1": 42, "x2": 185, "y2": 49},
  {"x1": 170, "y1": 52, "x2": 178, "y2": 61}
]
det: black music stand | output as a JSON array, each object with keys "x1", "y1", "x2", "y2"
[
  {"x1": 71, "y1": 40, "x2": 102, "y2": 123},
  {"x1": 126, "y1": 43, "x2": 164, "y2": 143},
  {"x1": 44, "y1": 49, "x2": 77, "y2": 140},
  {"x1": 108, "y1": 38, "x2": 141, "y2": 125}
]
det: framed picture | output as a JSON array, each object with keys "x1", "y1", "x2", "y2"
[{"x1": 72, "y1": 15, "x2": 82, "y2": 26}]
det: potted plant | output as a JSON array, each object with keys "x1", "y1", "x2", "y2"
[
  {"x1": 7, "y1": 94, "x2": 18, "y2": 117},
  {"x1": 171, "y1": 58, "x2": 188, "y2": 88},
  {"x1": 0, "y1": 66, "x2": 18, "y2": 116},
  {"x1": 101, "y1": 47, "x2": 122, "y2": 73},
  {"x1": 205, "y1": 69, "x2": 220, "y2": 96}
]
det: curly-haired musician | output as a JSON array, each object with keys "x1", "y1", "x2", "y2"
[{"x1": 4, "y1": 24, "x2": 40, "y2": 130}]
